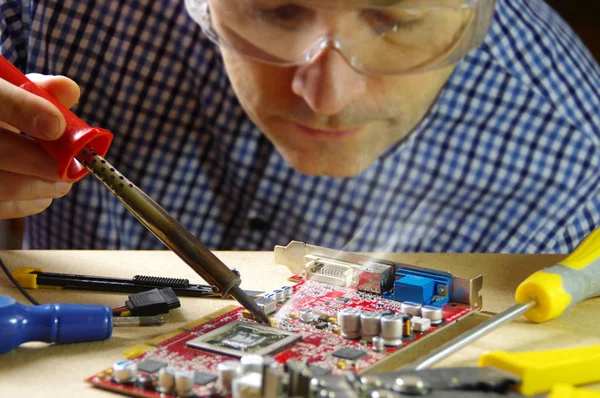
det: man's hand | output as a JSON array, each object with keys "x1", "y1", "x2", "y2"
[{"x1": 0, "y1": 74, "x2": 80, "y2": 219}]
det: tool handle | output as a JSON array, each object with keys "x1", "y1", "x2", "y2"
[
  {"x1": 0, "y1": 296, "x2": 112, "y2": 354},
  {"x1": 0, "y1": 55, "x2": 113, "y2": 182},
  {"x1": 515, "y1": 228, "x2": 600, "y2": 323}
]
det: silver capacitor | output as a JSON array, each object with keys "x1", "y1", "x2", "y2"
[
  {"x1": 241, "y1": 355, "x2": 265, "y2": 375},
  {"x1": 112, "y1": 360, "x2": 137, "y2": 384},
  {"x1": 218, "y1": 360, "x2": 241, "y2": 395},
  {"x1": 299, "y1": 309, "x2": 315, "y2": 323},
  {"x1": 175, "y1": 370, "x2": 195, "y2": 397},
  {"x1": 421, "y1": 305, "x2": 443, "y2": 325},
  {"x1": 380, "y1": 314, "x2": 404, "y2": 347},
  {"x1": 273, "y1": 289, "x2": 285, "y2": 303},
  {"x1": 282, "y1": 286, "x2": 293, "y2": 299},
  {"x1": 360, "y1": 311, "x2": 382, "y2": 342},
  {"x1": 157, "y1": 366, "x2": 176, "y2": 394},
  {"x1": 338, "y1": 308, "x2": 362, "y2": 339},
  {"x1": 232, "y1": 373, "x2": 262, "y2": 398},
  {"x1": 372, "y1": 336, "x2": 385, "y2": 352},
  {"x1": 401, "y1": 301, "x2": 422, "y2": 316},
  {"x1": 262, "y1": 357, "x2": 282, "y2": 398}
]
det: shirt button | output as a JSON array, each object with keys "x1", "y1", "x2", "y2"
[{"x1": 248, "y1": 217, "x2": 269, "y2": 231}]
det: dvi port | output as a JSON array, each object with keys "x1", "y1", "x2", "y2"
[{"x1": 304, "y1": 257, "x2": 358, "y2": 288}]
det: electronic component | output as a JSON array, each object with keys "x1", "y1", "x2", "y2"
[
  {"x1": 255, "y1": 296, "x2": 277, "y2": 315},
  {"x1": 125, "y1": 287, "x2": 180, "y2": 316},
  {"x1": 299, "y1": 309, "x2": 315, "y2": 323},
  {"x1": 282, "y1": 286, "x2": 293, "y2": 298},
  {"x1": 402, "y1": 317, "x2": 414, "y2": 341},
  {"x1": 232, "y1": 373, "x2": 262, "y2": 397},
  {"x1": 335, "y1": 297, "x2": 350, "y2": 304},
  {"x1": 304, "y1": 257, "x2": 357, "y2": 287},
  {"x1": 383, "y1": 268, "x2": 452, "y2": 307},
  {"x1": 157, "y1": 367, "x2": 176, "y2": 394},
  {"x1": 338, "y1": 308, "x2": 362, "y2": 339},
  {"x1": 308, "y1": 364, "x2": 332, "y2": 377},
  {"x1": 412, "y1": 317, "x2": 431, "y2": 332},
  {"x1": 218, "y1": 361, "x2": 240, "y2": 394},
  {"x1": 137, "y1": 359, "x2": 166, "y2": 373},
  {"x1": 401, "y1": 301, "x2": 422, "y2": 316},
  {"x1": 332, "y1": 347, "x2": 367, "y2": 361},
  {"x1": 381, "y1": 314, "x2": 404, "y2": 347},
  {"x1": 194, "y1": 371, "x2": 218, "y2": 386},
  {"x1": 372, "y1": 336, "x2": 385, "y2": 352},
  {"x1": 175, "y1": 370, "x2": 195, "y2": 397},
  {"x1": 241, "y1": 355, "x2": 266, "y2": 375},
  {"x1": 274, "y1": 289, "x2": 285, "y2": 303},
  {"x1": 356, "y1": 262, "x2": 394, "y2": 294},
  {"x1": 421, "y1": 305, "x2": 444, "y2": 326},
  {"x1": 135, "y1": 374, "x2": 156, "y2": 390},
  {"x1": 360, "y1": 311, "x2": 382, "y2": 342},
  {"x1": 186, "y1": 321, "x2": 302, "y2": 357},
  {"x1": 315, "y1": 322, "x2": 328, "y2": 330},
  {"x1": 112, "y1": 361, "x2": 137, "y2": 384}
]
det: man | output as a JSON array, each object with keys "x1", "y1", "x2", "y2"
[{"x1": 0, "y1": 0, "x2": 599, "y2": 253}]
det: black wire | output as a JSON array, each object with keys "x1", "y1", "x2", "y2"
[{"x1": 0, "y1": 256, "x2": 40, "y2": 305}]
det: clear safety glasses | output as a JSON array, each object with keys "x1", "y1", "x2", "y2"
[{"x1": 185, "y1": 0, "x2": 495, "y2": 76}]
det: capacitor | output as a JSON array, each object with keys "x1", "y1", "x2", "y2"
[
  {"x1": 401, "y1": 301, "x2": 422, "y2": 317},
  {"x1": 241, "y1": 355, "x2": 266, "y2": 375},
  {"x1": 338, "y1": 308, "x2": 362, "y2": 339},
  {"x1": 157, "y1": 366, "x2": 176, "y2": 394},
  {"x1": 263, "y1": 358, "x2": 282, "y2": 398},
  {"x1": 421, "y1": 305, "x2": 443, "y2": 325},
  {"x1": 372, "y1": 336, "x2": 385, "y2": 352},
  {"x1": 218, "y1": 360, "x2": 241, "y2": 395},
  {"x1": 175, "y1": 370, "x2": 195, "y2": 397},
  {"x1": 299, "y1": 309, "x2": 315, "y2": 323},
  {"x1": 412, "y1": 316, "x2": 431, "y2": 332},
  {"x1": 360, "y1": 311, "x2": 382, "y2": 342},
  {"x1": 402, "y1": 317, "x2": 413, "y2": 340},
  {"x1": 136, "y1": 374, "x2": 156, "y2": 390},
  {"x1": 273, "y1": 289, "x2": 285, "y2": 303},
  {"x1": 232, "y1": 373, "x2": 262, "y2": 398},
  {"x1": 380, "y1": 314, "x2": 404, "y2": 347},
  {"x1": 112, "y1": 360, "x2": 137, "y2": 384},
  {"x1": 282, "y1": 286, "x2": 293, "y2": 299}
]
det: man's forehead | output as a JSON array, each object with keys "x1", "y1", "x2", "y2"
[{"x1": 248, "y1": 0, "x2": 467, "y2": 7}]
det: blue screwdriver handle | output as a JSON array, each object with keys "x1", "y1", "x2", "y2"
[{"x1": 0, "y1": 296, "x2": 113, "y2": 354}]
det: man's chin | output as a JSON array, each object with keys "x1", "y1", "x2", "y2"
[{"x1": 281, "y1": 151, "x2": 373, "y2": 178}]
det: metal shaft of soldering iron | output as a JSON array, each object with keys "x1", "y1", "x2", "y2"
[
  {"x1": 404, "y1": 300, "x2": 537, "y2": 371},
  {"x1": 76, "y1": 146, "x2": 269, "y2": 325}
]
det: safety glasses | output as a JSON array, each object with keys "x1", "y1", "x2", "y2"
[{"x1": 185, "y1": 0, "x2": 495, "y2": 75}]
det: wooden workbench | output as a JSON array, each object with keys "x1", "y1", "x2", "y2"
[{"x1": 0, "y1": 250, "x2": 598, "y2": 396}]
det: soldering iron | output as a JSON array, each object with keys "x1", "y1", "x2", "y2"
[{"x1": 0, "y1": 55, "x2": 268, "y2": 325}]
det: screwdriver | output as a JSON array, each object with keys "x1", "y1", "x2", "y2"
[
  {"x1": 0, "y1": 55, "x2": 268, "y2": 325},
  {"x1": 406, "y1": 227, "x2": 600, "y2": 370},
  {"x1": 0, "y1": 295, "x2": 164, "y2": 354}
]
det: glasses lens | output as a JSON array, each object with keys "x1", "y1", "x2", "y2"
[{"x1": 203, "y1": 0, "x2": 478, "y2": 74}]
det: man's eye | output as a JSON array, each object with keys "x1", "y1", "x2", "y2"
[
  {"x1": 254, "y1": 4, "x2": 314, "y2": 27},
  {"x1": 362, "y1": 9, "x2": 427, "y2": 34}
]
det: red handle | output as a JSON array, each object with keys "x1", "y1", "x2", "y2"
[{"x1": 0, "y1": 55, "x2": 113, "y2": 182}]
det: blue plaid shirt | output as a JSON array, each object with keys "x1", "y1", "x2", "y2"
[{"x1": 2, "y1": 0, "x2": 600, "y2": 253}]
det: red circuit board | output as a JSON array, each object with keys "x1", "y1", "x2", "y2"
[{"x1": 87, "y1": 280, "x2": 476, "y2": 397}]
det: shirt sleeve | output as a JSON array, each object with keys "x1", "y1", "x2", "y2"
[{"x1": 0, "y1": 0, "x2": 28, "y2": 69}]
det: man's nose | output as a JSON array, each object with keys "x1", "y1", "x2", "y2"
[{"x1": 291, "y1": 48, "x2": 367, "y2": 116}]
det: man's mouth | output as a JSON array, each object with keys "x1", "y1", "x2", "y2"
[{"x1": 289, "y1": 121, "x2": 363, "y2": 139}]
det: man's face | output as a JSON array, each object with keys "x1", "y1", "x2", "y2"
[
  {"x1": 223, "y1": 50, "x2": 455, "y2": 177},
  {"x1": 212, "y1": 1, "x2": 465, "y2": 177}
]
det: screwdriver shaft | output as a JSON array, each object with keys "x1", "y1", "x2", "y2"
[{"x1": 405, "y1": 300, "x2": 537, "y2": 371}]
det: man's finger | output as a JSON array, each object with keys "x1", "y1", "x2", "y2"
[
  {"x1": 0, "y1": 77, "x2": 66, "y2": 140},
  {"x1": 0, "y1": 128, "x2": 61, "y2": 180},
  {"x1": 0, "y1": 198, "x2": 53, "y2": 219},
  {"x1": 27, "y1": 74, "x2": 81, "y2": 109},
  {"x1": 0, "y1": 170, "x2": 72, "y2": 201}
]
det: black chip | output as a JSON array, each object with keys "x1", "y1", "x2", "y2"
[
  {"x1": 332, "y1": 347, "x2": 367, "y2": 360},
  {"x1": 308, "y1": 364, "x2": 332, "y2": 377},
  {"x1": 318, "y1": 314, "x2": 329, "y2": 322},
  {"x1": 335, "y1": 297, "x2": 350, "y2": 303},
  {"x1": 137, "y1": 359, "x2": 167, "y2": 373},
  {"x1": 194, "y1": 371, "x2": 218, "y2": 386},
  {"x1": 315, "y1": 322, "x2": 328, "y2": 329}
]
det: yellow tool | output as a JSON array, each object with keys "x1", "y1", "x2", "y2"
[
  {"x1": 405, "y1": 227, "x2": 600, "y2": 370},
  {"x1": 480, "y1": 345, "x2": 600, "y2": 395}
]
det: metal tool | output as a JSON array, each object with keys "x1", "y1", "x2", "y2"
[
  {"x1": 405, "y1": 227, "x2": 600, "y2": 371},
  {"x1": 12, "y1": 267, "x2": 264, "y2": 298},
  {"x1": 0, "y1": 55, "x2": 268, "y2": 324},
  {"x1": 0, "y1": 295, "x2": 164, "y2": 354}
]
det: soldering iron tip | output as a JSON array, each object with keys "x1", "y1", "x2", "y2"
[{"x1": 230, "y1": 285, "x2": 270, "y2": 325}]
